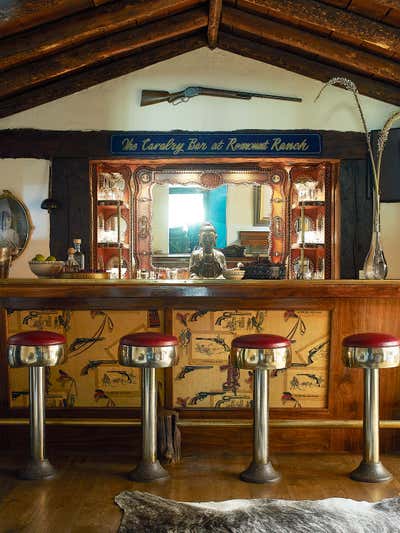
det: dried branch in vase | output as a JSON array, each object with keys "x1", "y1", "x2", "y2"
[{"x1": 315, "y1": 77, "x2": 400, "y2": 279}]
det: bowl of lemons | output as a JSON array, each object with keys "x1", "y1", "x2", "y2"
[{"x1": 29, "y1": 254, "x2": 65, "y2": 278}]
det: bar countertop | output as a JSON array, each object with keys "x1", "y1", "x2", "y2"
[{"x1": 1, "y1": 279, "x2": 400, "y2": 305}]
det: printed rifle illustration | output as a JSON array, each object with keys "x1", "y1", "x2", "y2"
[
  {"x1": 196, "y1": 335, "x2": 230, "y2": 352},
  {"x1": 215, "y1": 395, "x2": 250, "y2": 408},
  {"x1": 291, "y1": 340, "x2": 329, "y2": 367},
  {"x1": 189, "y1": 391, "x2": 225, "y2": 405},
  {"x1": 80, "y1": 359, "x2": 118, "y2": 375},
  {"x1": 176, "y1": 365, "x2": 213, "y2": 380},
  {"x1": 271, "y1": 340, "x2": 328, "y2": 377},
  {"x1": 106, "y1": 370, "x2": 134, "y2": 384},
  {"x1": 296, "y1": 373, "x2": 324, "y2": 386},
  {"x1": 141, "y1": 87, "x2": 302, "y2": 106}
]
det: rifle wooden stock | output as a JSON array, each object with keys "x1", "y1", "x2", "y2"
[{"x1": 141, "y1": 89, "x2": 184, "y2": 106}]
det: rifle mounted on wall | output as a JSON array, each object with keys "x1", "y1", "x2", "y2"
[{"x1": 140, "y1": 86, "x2": 302, "y2": 106}]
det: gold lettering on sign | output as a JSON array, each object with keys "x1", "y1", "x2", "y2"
[
  {"x1": 141, "y1": 137, "x2": 184, "y2": 155},
  {"x1": 121, "y1": 138, "x2": 138, "y2": 151},
  {"x1": 226, "y1": 137, "x2": 270, "y2": 151},
  {"x1": 270, "y1": 138, "x2": 309, "y2": 152},
  {"x1": 188, "y1": 138, "x2": 207, "y2": 151}
]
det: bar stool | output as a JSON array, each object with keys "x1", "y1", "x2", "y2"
[
  {"x1": 231, "y1": 334, "x2": 291, "y2": 483},
  {"x1": 7, "y1": 330, "x2": 66, "y2": 479},
  {"x1": 119, "y1": 332, "x2": 178, "y2": 481},
  {"x1": 343, "y1": 332, "x2": 400, "y2": 483}
]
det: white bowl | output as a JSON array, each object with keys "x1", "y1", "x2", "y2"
[
  {"x1": 223, "y1": 268, "x2": 245, "y2": 280},
  {"x1": 29, "y1": 261, "x2": 65, "y2": 278}
]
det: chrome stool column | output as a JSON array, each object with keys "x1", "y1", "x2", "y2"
[
  {"x1": 343, "y1": 332, "x2": 400, "y2": 483},
  {"x1": 119, "y1": 332, "x2": 178, "y2": 482},
  {"x1": 231, "y1": 334, "x2": 291, "y2": 483},
  {"x1": 7, "y1": 330, "x2": 66, "y2": 480}
]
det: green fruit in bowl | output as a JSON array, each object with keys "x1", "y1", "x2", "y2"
[
  {"x1": 46, "y1": 256, "x2": 57, "y2": 261},
  {"x1": 33, "y1": 254, "x2": 46, "y2": 262}
]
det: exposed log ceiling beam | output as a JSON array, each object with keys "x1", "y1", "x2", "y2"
[
  {"x1": 222, "y1": 7, "x2": 400, "y2": 86},
  {"x1": 367, "y1": 1, "x2": 400, "y2": 9},
  {"x1": 0, "y1": 33, "x2": 206, "y2": 119},
  {"x1": 0, "y1": 8, "x2": 208, "y2": 101},
  {"x1": 0, "y1": 0, "x2": 205, "y2": 72},
  {"x1": 237, "y1": 0, "x2": 400, "y2": 56},
  {"x1": 0, "y1": 0, "x2": 115, "y2": 38},
  {"x1": 218, "y1": 31, "x2": 400, "y2": 106},
  {"x1": 208, "y1": 0, "x2": 223, "y2": 48}
]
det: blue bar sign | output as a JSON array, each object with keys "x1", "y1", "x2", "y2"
[{"x1": 110, "y1": 132, "x2": 322, "y2": 158}]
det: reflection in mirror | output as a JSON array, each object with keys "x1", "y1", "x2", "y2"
[{"x1": 152, "y1": 183, "x2": 273, "y2": 257}]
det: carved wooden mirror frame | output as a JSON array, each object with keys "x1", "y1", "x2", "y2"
[{"x1": 132, "y1": 165, "x2": 290, "y2": 271}]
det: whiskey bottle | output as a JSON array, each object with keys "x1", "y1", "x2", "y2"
[
  {"x1": 65, "y1": 248, "x2": 80, "y2": 273},
  {"x1": 73, "y1": 238, "x2": 85, "y2": 271}
]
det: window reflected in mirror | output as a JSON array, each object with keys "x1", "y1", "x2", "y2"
[{"x1": 152, "y1": 183, "x2": 273, "y2": 256}]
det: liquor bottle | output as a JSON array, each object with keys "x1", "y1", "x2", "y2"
[
  {"x1": 65, "y1": 248, "x2": 80, "y2": 273},
  {"x1": 73, "y1": 238, "x2": 85, "y2": 271}
]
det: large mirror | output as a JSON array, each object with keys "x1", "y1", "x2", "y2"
[{"x1": 133, "y1": 166, "x2": 289, "y2": 270}]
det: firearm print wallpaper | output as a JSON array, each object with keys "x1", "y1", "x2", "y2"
[
  {"x1": 7, "y1": 310, "x2": 160, "y2": 408},
  {"x1": 7, "y1": 308, "x2": 330, "y2": 410},
  {"x1": 172, "y1": 309, "x2": 330, "y2": 409}
]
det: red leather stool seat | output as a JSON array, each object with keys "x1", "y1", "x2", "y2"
[
  {"x1": 7, "y1": 330, "x2": 66, "y2": 346},
  {"x1": 232, "y1": 334, "x2": 291, "y2": 350},
  {"x1": 120, "y1": 332, "x2": 178, "y2": 348},
  {"x1": 343, "y1": 333, "x2": 400, "y2": 349}
]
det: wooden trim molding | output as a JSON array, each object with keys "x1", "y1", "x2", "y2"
[{"x1": 0, "y1": 129, "x2": 367, "y2": 160}]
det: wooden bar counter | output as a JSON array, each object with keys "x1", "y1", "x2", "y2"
[{"x1": 1, "y1": 279, "x2": 400, "y2": 455}]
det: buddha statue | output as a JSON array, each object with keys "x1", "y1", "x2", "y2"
[{"x1": 189, "y1": 222, "x2": 227, "y2": 279}]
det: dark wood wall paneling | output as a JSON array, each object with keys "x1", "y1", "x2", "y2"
[{"x1": 50, "y1": 158, "x2": 92, "y2": 263}]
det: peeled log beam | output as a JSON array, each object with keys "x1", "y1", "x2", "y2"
[
  {"x1": 237, "y1": 0, "x2": 400, "y2": 56},
  {"x1": 370, "y1": 1, "x2": 400, "y2": 8},
  {"x1": 0, "y1": 33, "x2": 206, "y2": 119},
  {"x1": 208, "y1": 0, "x2": 223, "y2": 49},
  {"x1": 222, "y1": 7, "x2": 400, "y2": 86},
  {"x1": 0, "y1": 0, "x2": 204, "y2": 72},
  {"x1": 0, "y1": 0, "x2": 115, "y2": 38},
  {"x1": 218, "y1": 32, "x2": 400, "y2": 106},
  {"x1": 0, "y1": 8, "x2": 208, "y2": 101}
]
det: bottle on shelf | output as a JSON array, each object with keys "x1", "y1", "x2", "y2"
[
  {"x1": 65, "y1": 248, "x2": 80, "y2": 273},
  {"x1": 73, "y1": 238, "x2": 85, "y2": 271}
]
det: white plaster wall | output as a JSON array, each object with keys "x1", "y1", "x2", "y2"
[
  {"x1": 0, "y1": 159, "x2": 50, "y2": 277},
  {"x1": 0, "y1": 48, "x2": 398, "y2": 277},
  {"x1": 0, "y1": 49, "x2": 397, "y2": 131}
]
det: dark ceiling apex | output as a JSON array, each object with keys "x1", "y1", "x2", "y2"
[{"x1": 0, "y1": 0, "x2": 399, "y2": 118}]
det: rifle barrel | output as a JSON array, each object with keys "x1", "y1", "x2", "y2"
[{"x1": 196, "y1": 87, "x2": 302, "y2": 102}]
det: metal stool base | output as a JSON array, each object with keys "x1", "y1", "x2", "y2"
[
  {"x1": 18, "y1": 458, "x2": 56, "y2": 480},
  {"x1": 240, "y1": 461, "x2": 281, "y2": 484},
  {"x1": 350, "y1": 460, "x2": 393, "y2": 483},
  {"x1": 128, "y1": 460, "x2": 169, "y2": 482}
]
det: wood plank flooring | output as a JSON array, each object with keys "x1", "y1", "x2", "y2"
[{"x1": 0, "y1": 453, "x2": 399, "y2": 532}]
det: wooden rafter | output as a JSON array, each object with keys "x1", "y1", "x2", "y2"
[
  {"x1": 0, "y1": 34, "x2": 206, "y2": 119},
  {"x1": 0, "y1": 0, "x2": 204, "y2": 71},
  {"x1": 0, "y1": 8, "x2": 208, "y2": 101},
  {"x1": 222, "y1": 6, "x2": 400, "y2": 85},
  {"x1": 218, "y1": 31, "x2": 400, "y2": 106},
  {"x1": 208, "y1": 0, "x2": 223, "y2": 48},
  {"x1": 237, "y1": 0, "x2": 400, "y2": 56},
  {"x1": 0, "y1": 0, "x2": 115, "y2": 38},
  {"x1": 369, "y1": 0, "x2": 400, "y2": 9}
]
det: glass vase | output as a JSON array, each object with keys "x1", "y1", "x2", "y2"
[{"x1": 363, "y1": 217, "x2": 388, "y2": 280}]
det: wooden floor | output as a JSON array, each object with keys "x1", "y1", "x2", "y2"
[{"x1": 0, "y1": 453, "x2": 399, "y2": 532}]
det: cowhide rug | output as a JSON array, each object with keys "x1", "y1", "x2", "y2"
[{"x1": 115, "y1": 490, "x2": 400, "y2": 532}]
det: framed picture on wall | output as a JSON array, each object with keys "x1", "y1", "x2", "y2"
[
  {"x1": 0, "y1": 190, "x2": 33, "y2": 258},
  {"x1": 254, "y1": 184, "x2": 273, "y2": 227}
]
